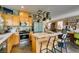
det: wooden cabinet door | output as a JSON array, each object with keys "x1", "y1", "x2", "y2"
[
  {"x1": 13, "y1": 33, "x2": 20, "y2": 45},
  {"x1": 7, "y1": 35, "x2": 13, "y2": 53},
  {"x1": 7, "y1": 33, "x2": 20, "y2": 53},
  {"x1": 13, "y1": 16, "x2": 20, "y2": 26},
  {"x1": 2, "y1": 14, "x2": 13, "y2": 26},
  {"x1": 31, "y1": 34, "x2": 36, "y2": 52},
  {"x1": 28, "y1": 17, "x2": 32, "y2": 26}
]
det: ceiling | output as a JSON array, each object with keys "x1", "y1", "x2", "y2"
[{"x1": 2, "y1": 5, "x2": 79, "y2": 20}]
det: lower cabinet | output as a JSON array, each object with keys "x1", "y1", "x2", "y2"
[
  {"x1": 7, "y1": 33, "x2": 19, "y2": 53},
  {"x1": 29, "y1": 32, "x2": 36, "y2": 53},
  {"x1": 13, "y1": 33, "x2": 20, "y2": 45}
]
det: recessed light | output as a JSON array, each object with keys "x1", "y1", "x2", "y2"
[{"x1": 21, "y1": 6, "x2": 24, "y2": 9}]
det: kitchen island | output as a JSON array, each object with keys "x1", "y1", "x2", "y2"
[
  {"x1": 0, "y1": 32, "x2": 19, "y2": 53},
  {"x1": 30, "y1": 32, "x2": 62, "y2": 53}
]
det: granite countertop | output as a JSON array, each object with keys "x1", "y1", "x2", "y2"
[
  {"x1": 33, "y1": 32, "x2": 62, "y2": 39},
  {"x1": 0, "y1": 33, "x2": 13, "y2": 44},
  {"x1": 0, "y1": 28, "x2": 17, "y2": 44},
  {"x1": 33, "y1": 29, "x2": 79, "y2": 39}
]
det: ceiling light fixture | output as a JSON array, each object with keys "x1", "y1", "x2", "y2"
[{"x1": 21, "y1": 6, "x2": 24, "y2": 9}]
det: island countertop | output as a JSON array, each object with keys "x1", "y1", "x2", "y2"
[
  {"x1": 0, "y1": 28, "x2": 17, "y2": 45},
  {"x1": 32, "y1": 32, "x2": 62, "y2": 39},
  {"x1": 0, "y1": 32, "x2": 13, "y2": 44}
]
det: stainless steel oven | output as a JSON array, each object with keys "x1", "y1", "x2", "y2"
[{"x1": 19, "y1": 31, "x2": 29, "y2": 46}]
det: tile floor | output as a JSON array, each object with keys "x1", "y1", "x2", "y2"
[
  {"x1": 67, "y1": 42, "x2": 79, "y2": 53},
  {"x1": 11, "y1": 45, "x2": 32, "y2": 53},
  {"x1": 11, "y1": 42, "x2": 79, "y2": 53},
  {"x1": 1, "y1": 42, "x2": 79, "y2": 53}
]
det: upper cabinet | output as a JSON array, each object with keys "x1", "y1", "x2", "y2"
[
  {"x1": 2, "y1": 14, "x2": 13, "y2": 26},
  {"x1": 19, "y1": 10, "x2": 32, "y2": 26},
  {"x1": 19, "y1": 11, "x2": 28, "y2": 23},
  {"x1": 28, "y1": 16, "x2": 32, "y2": 26},
  {"x1": 1, "y1": 9, "x2": 33, "y2": 27},
  {"x1": 2, "y1": 14, "x2": 20, "y2": 26},
  {"x1": 12, "y1": 15, "x2": 20, "y2": 26}
]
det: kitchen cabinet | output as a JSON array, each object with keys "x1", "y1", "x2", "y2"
[
  {"x1": 19, "y1": 11, "x2": 28, "y2": 23},
  {"x1": 30, "y1": 32, "x2": 58, "y2": 53},
  {"x1": 28, "y1": 16, "x2": 32, "y2": 26},
  {"x1": 19, "y1": 11, "x2": 32, "y2": 26},
  {"x1": 7, "y1": 34, "x2": 14, "y2": 53},
  {"x1": 1, "y1": 11, "x2": 32, "y2": 27},
  {"x1": 12, "y1": 32, "x2": 20, "y2": 45},
  {"x1": 2, "y1": 14, "x2": 13, "y2": 26},
  {"x1": 31, "y1": 35, "x2": 36, "y2": 52},
  {"x1": 2, "y1": 14, "x2": 20, "y2": 26},
  {"x1": 29, "y1": 32, "x2": 36, "y2": 52},
  {"x1": 7, "y1": 33, "x2": 19, "y2": 53},
  {"x1": 13, "y1": 15, "x2": 20, "y2": 26}
]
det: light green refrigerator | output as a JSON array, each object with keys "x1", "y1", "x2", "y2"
[{"x1": 34, "y1": 22, "x2": 44, "y2": 33}]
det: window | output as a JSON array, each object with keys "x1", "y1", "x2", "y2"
[{"x1": 57, "y1": 21, "x2": 63, "y2": 30}]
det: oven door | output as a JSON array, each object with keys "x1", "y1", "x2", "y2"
[
  {"x1": 20, "y1": 34, "x2": 29, "y2": 39},
  {"x1": 19, "y1": 34, "x2": 29, "y2": 46}
]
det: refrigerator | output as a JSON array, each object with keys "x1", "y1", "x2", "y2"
[{"x1": 33, "y1": 22, "x2": 44, "y2": 33}]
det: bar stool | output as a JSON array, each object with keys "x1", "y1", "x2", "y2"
[
  {"x1": 53, "y1": 33, "x2": 68, "y2": 53},
  {"x1": 40, "y1": 36, "x2": 56, "y2": 53}
]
